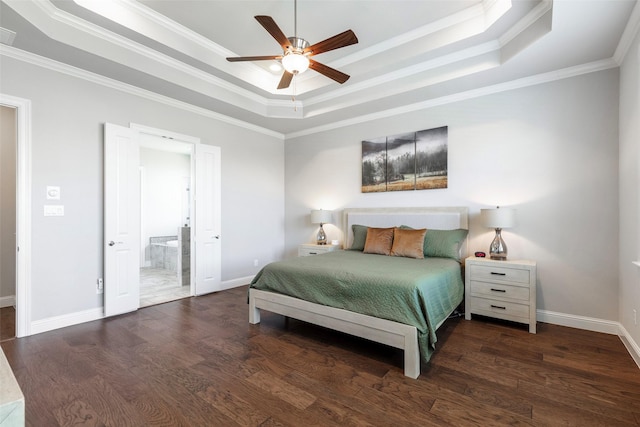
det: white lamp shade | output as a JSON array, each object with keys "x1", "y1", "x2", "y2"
[
  {"x1": 311, "y1": 209, "x2": 332, "y2": 224},
  {"x1": 282, "y1": 53, "x2": 309, "y2": 74},
  {"x1": 481, "y1": 207, "x2": 515, "y2": 228}
]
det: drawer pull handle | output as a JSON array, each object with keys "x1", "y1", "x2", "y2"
[
  {"x1": 490, "y1": 288, "x2": 506, "y2": 293},
  {"x1": 490, "y1": 272, "x2": 506, "y2": 276},
  {"x1": 309, "y1": 252, "x2": 318, "y2": 255},
  {"x1": 491, "y1": 304, "x2": 506, "y2": 310}
]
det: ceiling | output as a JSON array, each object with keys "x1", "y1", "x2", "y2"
[{"x1": 0, "y1": 0, "x2": 638, "y2": 138}]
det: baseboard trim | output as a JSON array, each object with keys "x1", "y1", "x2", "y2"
[
  {"x1": 26, "y1": 277, "x2": 255, "y2": 336},
  {"x1": 538, "y1": 309, "x2": 640, "y2": 369},
  {"x1": 536, "y1": 309, "x2": 620, "y2": 334},
  {"x1": 220, "y1": 275, "x2": 255, "y2": 291},
  {"x1": 30, "y1": 307, "x2": 104, "y2": 336},
  {"x1": 619, "y1": 326, "x2": 640, "y2": 369},
  {"x1": 0, "y1": 295, "x2": 16, "y2": 308}
]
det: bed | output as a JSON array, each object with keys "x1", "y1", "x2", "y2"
[{"x1": 249, "y1": 207, "x2": 468, "y2": 378}]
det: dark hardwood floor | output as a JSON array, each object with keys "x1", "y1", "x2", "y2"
[
  {"x1": 2, "y1": 285, "x2": 639, "y2": 426},
  {"x1": 0, "y1": 305, "x2": 15, "y2": 342}
]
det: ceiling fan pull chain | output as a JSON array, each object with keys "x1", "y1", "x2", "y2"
[{"x1": 292, "y1": 76, "x2": 297, "y2": 110}]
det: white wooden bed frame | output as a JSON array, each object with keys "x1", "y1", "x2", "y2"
[{"x1": 249, "y1": 207, "x2": 468, "y2": 379}]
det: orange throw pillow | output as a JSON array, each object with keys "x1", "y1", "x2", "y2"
[
  {"x1": 390, "y1": 227, "x2": 427, "y2": 259},
  {"x1": 363, "y1": 227, "x2": 395, "y2": 256}
]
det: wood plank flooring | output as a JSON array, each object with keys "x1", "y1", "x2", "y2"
[
  {"x1": 0, "y1": 306, "x2": 15, "y2": 342},
  {"x1": 2, "y1": 285, "x2": 639, "y2": 426}
]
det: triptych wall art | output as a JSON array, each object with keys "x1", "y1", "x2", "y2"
[{"x1": 361, "y1": 126, "x2": 448, "y2": 193}]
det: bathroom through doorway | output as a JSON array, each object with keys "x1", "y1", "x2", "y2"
[{"x1": 139, "y1": 134, "x2": 192, "y2": 307}]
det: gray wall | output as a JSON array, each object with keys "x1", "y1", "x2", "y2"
[
  {"x1": 0, "y1": 56, "x2": 285, "y2": 322},
  {"x1": 619, "y1": 29, "x2": 640, "y2": 347},
  {"x1": 285, "y1": 69, "x2": 620, "y2": 322}
]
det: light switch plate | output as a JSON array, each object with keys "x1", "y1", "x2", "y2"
[
  {"x1": 46, "y1": 186, "x2": 61, "y2": 200},
  {"x1": 44, "y1": 205, "x2": 64, "y2": 216}
]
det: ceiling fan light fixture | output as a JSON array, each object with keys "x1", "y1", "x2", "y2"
[{"x1": 282, "y1": 52, "x2": 309, "y2": 74}]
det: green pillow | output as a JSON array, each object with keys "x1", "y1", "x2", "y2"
[
  {"x1": 400, "y1": 225, "x2": 467, "y2": 260},
  {"x1": 423, "y1": 229, "x2": 468, "y2": 260},
  {"x1": 349, "y1": 224, "x2": 369, "y2": 251}
]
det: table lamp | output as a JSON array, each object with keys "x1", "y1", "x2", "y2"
[
  {"x1": 310, "y1": 209, "x2": 332, "y2": 245},
  {"x1": 481, "y1": 206, "x2": 515, "y2": 261}
]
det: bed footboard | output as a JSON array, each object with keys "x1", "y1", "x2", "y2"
[{"x1": 248, "y1": 288, "x2": 420, "y2": 379}]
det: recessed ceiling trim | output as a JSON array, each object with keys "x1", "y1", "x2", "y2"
[
  {"x1": 498, "y1": 0, "x2": 552, "y2": 48},
  {"x1": 0, "y1": 45, "x2": 284, "y2": 139},
  {"x1": 321, "y1": 0, "x2": 510, "y2": 72},
  {"x1": 613, "y1": 0, "x2": 640, "y2": 64},
  {"x1": 4, "y1": 0, "x2": 279, "y2": 112},
  {"x1": 72, "y1": 0, "x2": 280, "y2": 94},
  {"x1": 286, "y1": 57, "x2": 619, "y2": 140},
  {"x1": 0, "y1": 27, "x2": 17, "y2": 46},
  {"x1": 304, "y1": 41, "x2": 501, "y2": 109}
]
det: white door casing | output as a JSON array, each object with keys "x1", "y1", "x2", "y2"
[
  {"x1": 0, "y1": 94, "x2": 31, "y2": 337},
  {"x1": 194, "y1": 143, "x2": 221, "y2": 295},
  {"x1": 104, "y1": 123, "x2": 140, "y2": 316}
]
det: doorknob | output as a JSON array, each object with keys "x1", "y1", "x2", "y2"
[{"x1": 214, "y1": 235, "x2": 220, "y2": 239}]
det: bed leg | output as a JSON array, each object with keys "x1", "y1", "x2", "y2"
[
  {"x1": 249, "y1": 289, "x2": 260, "y2": 324},
  {"x1": 404, "y1": 329, "x2": 420, "y2": 379}
]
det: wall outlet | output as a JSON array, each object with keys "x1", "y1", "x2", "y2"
[
  {"x1": 254, "y1": 259, "x2": 259, "y2": 267},
  {"x1": 97, "y1": 278, "x2": 104, "y2": 294}
]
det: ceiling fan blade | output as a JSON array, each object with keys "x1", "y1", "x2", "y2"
[
  {"x1": 226, "y1": 55, "x2": 282, "y2": 62},
  {"x1": 304, "y1": 30, "x2": 358, "y2": 56},
  {"x1": 255, "y1": 15, "x2": 291, "y2": 50},
  {"x1": 308, "y1": 59, "x2": 350, "y2": 84},
  {"x1": 277, "y1": 71, "x2": 294, "y2": 89}
]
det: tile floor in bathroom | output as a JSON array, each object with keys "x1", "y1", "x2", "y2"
[{"x1": 140, "y1": 267, "x2": 191, "y2": 307}]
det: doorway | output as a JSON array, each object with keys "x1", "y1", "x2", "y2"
[
  {"x1": 105, "y1": 123, "x2": 222, "y2": 317},
  {"x1": 0, "y1": 105, "x2": 16, "y2": 341},
  {"x1": 139, "y1": 136, "x2": 193, "y2": 307}
]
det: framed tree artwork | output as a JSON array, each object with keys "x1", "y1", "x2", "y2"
[{"x1": 362, "y1": 126, "x2": 448, "y2": 193}]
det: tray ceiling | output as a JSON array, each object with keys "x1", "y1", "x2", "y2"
[{"x1": 0, "y1": 0, "x2": 637, "y2": 137}]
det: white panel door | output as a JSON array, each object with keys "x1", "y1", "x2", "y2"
[
  {"x1": 194, "y1": 143, "x2": 221, "y2": 295},
  {"x1": 104, "y1": 123, "x2": 140, "y2": 316}
]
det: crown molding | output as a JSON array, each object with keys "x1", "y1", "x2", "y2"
[
  {"x1": 286, "y1": 57, "x2": 619, "y2": 139},
  {"x1": 2, "y1": 43, "x2": 617, "y2": 142},
  {"x1": 72, "y1": 0, "x2": 278, "y2": 93},
  {"x1": 498, "y1": 0, "x2": 552, "y2": 48},
  {"x1": 613, "y1": 0, "x2": 640, "y2": 65},
  {"x1": 0, "y1": 45, "x2": 284, "y2": 139},
  {"x1": 303, "y1": 41, "x2": 501, "y2": 110}
]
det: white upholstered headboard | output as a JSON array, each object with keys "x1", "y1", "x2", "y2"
[{"x1": 342, "y1": 207, "x2": 469, "y2": 258}]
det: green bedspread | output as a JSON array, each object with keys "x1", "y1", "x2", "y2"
[{"x1": 250, "y1": 250, "x2": 464, "y2": 363}]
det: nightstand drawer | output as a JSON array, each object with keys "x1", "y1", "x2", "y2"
[
  {"x1": 469, "y1": 264, "x2": 530, "y2": 284},
  {"x1": 469, "y1": 280, "x2": 530, "y2": 302},
  {"x1": 470, "y1": 297, "x2": 530, "y2": 318},
  {"x1": 298, "y1": 244, "x2": 339, "y2": 257}
]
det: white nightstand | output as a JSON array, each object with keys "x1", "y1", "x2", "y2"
[
  {"x1": 465, "y1": 256, "x2": 537, "y2": 333},
  {"x1": 298, "y1": 244, "x2": 340, "y2": 257}
]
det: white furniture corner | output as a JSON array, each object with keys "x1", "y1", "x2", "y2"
[
  {"x1": 0, "y1": 348, "x2": 24, "y2": 426},
  {"x1": 298, "y1": 244, "x2": 340, "y2": 257},
  {"x1": 465, "y1": 256, "x2": 537, "y2": 333}
]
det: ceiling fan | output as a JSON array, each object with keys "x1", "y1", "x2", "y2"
[{"x1": 226, "y1": 0, "x2": 358, "y2": 90}]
